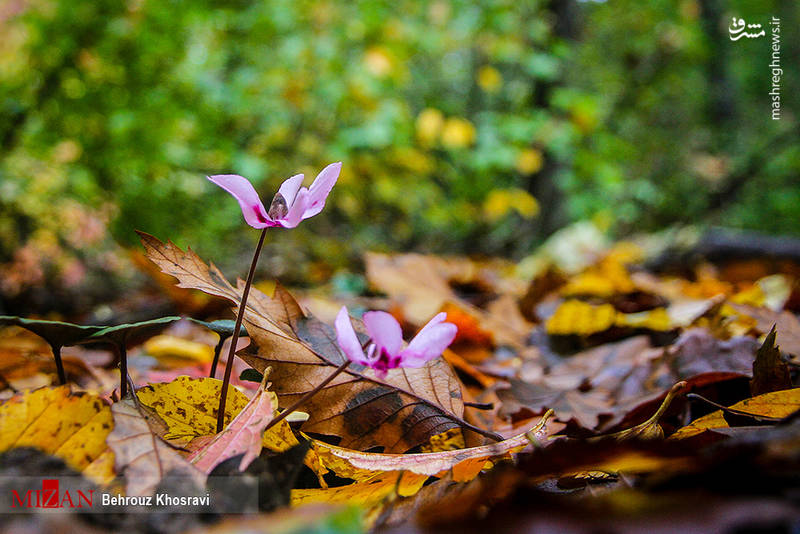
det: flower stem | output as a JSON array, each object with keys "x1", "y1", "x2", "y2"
[
  {"x1": 117, "y1": 345, "x2": 128, "y2": 397},
  {"x1": 216, "y1": 227, "x2": 268, "y2": 433},
  {"x1": 262, "y1": 359, "x2": 351, "y2": 434}
]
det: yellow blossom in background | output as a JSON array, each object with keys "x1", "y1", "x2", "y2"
[
  {"x1": 477, "y1": 66, "x2": 502, "y2": 93},
  {"x1": 364, "y1": 47, "x2": 393, "y2": 77},
  {"x1": 515, "y1": 148, "x2": 544, "y2": 174},
  {"x1": 415, "y1": 108, "x2": 444, "y2": 146},
  {"x1": 484, "y1": 188, "x2": 540, "y2": 222},
  {"x1": 441, "y1": 117, "x2": 476, "y2": 148}
]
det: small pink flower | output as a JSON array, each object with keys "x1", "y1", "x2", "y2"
[
  {"x1": 335, "y1": 306, "x2": 457, "y2": 378},
  {"x1": 208, "y1": 162, "x2": 342, "y2": 228}
]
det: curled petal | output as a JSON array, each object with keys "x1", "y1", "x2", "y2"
[
  {"x1": 401, "y1": 313, "x2": 457, "y2": 367},
  {"x1": 277, "y1": 173, "x2": 305, "y2": 208},
  {"x1": 335, "y1": 307, "x2": 368, "y2": 365},
  {"x1": 362, "y1": 311, "x2": 403, "y2": 356},
  {"x1": 208, "y1": 174, "x2": 271, "y2": 228},
  {"x1": 304, "y1": 162, "x2": 342, "y2": 218}
]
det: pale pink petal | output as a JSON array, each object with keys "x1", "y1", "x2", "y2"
[
  {"x1": 277, "y1": 188, "x2": 310, "y2": 228},
  {"x1": 335, "y1": 306, "x2": 368, "y2": 365},
  {"x1": 277, "y1": 173, "x2": 305, "y2": 207},
  {"x1": 303, "y1": 162, "x2": 341, "y2": 218},
  {"x1": 362, "y1": 311, "x2": 403, "y2": 356},
  {"x1": 208, "y1": 174, "x2": 271, "y2": 228},
  {"x1": 402, "y1": 315, "x2": 457, "y2": 365}
]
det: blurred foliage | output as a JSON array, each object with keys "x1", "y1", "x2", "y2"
[{"x1": 0, "y1": 0, "x2": 798, "y2": 309}]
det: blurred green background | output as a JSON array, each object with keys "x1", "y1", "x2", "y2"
[{"x1": 1, "y1": 0, "x2": 798, "y2": 313}]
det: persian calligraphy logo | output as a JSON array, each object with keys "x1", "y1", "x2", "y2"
[{"x1": 728, "y1": 17, "x2": 765, "y2": 40}]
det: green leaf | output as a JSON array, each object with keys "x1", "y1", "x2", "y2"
[
  {"x1": 239, "y1": 368, "x2": 264, "y2": 383},
  {"x1": 187, "y1": 318, "x2": 248, "y2": 339},
  {"x1": 84, "y1": 316, "x2": 181, "y2": 348},
  {"x1": 0, "y1": 316, "x2": 105, "y2": 348}
]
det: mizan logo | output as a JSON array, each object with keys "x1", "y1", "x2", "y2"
[{"x1": 11, "y1": 479, "x2": 94, "y2": 509}]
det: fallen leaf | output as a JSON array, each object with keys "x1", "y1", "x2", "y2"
[
  {"x1": 107, "y1": 396, "x2": 206, "y2": 496},
  {"x1": 188, "y1": 373, "x2": 277, "y2": 473},
  {"x1": 750, "y1": 327, "x2": 792, "y2": 396},
  {"x1": 670, "y1": 388, "x2": 800, "y2": 440},
  {"x1": 136, "y1": 376, "x2": 250, "y2": 447},
  {"x1": 498, "y1": 379, "x2": 612, "y2": 429},
  {"x1": 144, "y1": 335, "x2": 215, "y2": 365},
  {"x1": 0, "y1": 385, "x2": 114, "y2": 484}
]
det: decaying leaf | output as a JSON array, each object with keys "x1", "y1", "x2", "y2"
[
  {"x1": 136, "y1": 376, "x2": 251, "y2": 447},
  {"x1": 0, "y1": 385, "x2": 114, "y2": 484},
  {"x1": 188, "y1": 373, "x2": 278, "y2": 474},
  {"x1": 750, "y1": 327, "x2": 792, "y2": 396},
  {"x1": 670, "y1": 388, "x2": 800, "y2": 440},
  {"x1": 108, "y1": 396, "x2": 205, "y2": 496}
]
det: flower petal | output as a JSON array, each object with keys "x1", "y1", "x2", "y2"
[
  {"x1": 335, "y1": 306, "x2": 368, "y2": 365},
  {"x1": 362, "y1": 311, "x2": 403, "y2": 356},
  {"x1": 277, "y1": 188, "x2": 310, "y2": 228},
  {"x1": 303, "y1": 162, "x2": 341, "y2": 218},
  {"x1": 277, "y1": 173, "x2": 305, "y2": 207},
  {"x1": 208, "y1": 174, "x2": 271, "y2": 228},
  {"x1": 402, "y1": 313, "x2": 457, "y2": 365}
]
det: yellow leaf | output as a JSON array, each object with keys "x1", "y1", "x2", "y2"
[
  {"x1": 136, "y1": 376, "x2": 250, "y2": 446},
  {"x1": 291, "y1": 471, "x2": 428, "y2": 507},
  {"x1": 0, "y1": 386, "x2": 114, "y2": 484},
  {"x1": 441, "y1": 117, "x2": 476, "y2": 148},
  {"x1": 617, "y1": 308, "x2": 672, "y2": 331},
  {"x1": 137, "y1": 376, "x2": 297, "y2": 451},
  {"x1": 415, "y1": 108, "x2": 444, "y2": 145},
  {"x1": 144, "y1": 335, "x2": 214, "y2": 364},
  {"x1": 477, "y1": 65, "x2": 502, "y2": 93},
  {"x1": 515, "y1": 148, "x2": 543, "y2": 174},
  {"x1": 546, "y1": 300, "x2": 617, "y2": 336},
  {"x1": 561, "y1": 256, "x2": 634, "y2": 298},
  {"x1": 670, "y1": 388, "x2": 800, "y2": 440},
  {"x1": 484, "y1": 188, "x2": 539, "y2": 221}
]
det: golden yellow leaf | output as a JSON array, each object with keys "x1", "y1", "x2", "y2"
[
  {"x1": 144, "y1": 335, "x2": 214, "y2": 365},
  {"x1": 483, "y1": 188, "x2": 540, "y2": 221},
  {"x1": 477, "y1": 65, "x2": 502, "y2": 93},
  {"x1": 137, "y1": 376, "x2": 298, "y2": 452},
  {"x1": 515, "y1": 148, "x2": 543, "y2": 174},
  {"x1": 136, "y1": 376, "x2": 248, "y2": 446},
  {"x1": 0, "y1": 385, "x2": 114, "y2": 484},
  {"x1": 670, "y1": 388, "x2": 800, "y2": 440},
  {"x1": 291, "y1": 471, "x2": 428, "y2": 507},
  {"x1": 416, "y1": 108, "x2": 444, "y2": 145},
  {"x1": 441, "y1": 117, "x2": 476, "y2": 148},
  {"x1": 546, "y1": 300, "x2": 617, "y2": 336}
]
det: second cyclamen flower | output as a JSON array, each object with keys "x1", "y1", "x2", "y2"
[
  {"x1": 209, "y1": 162, "x2": 342, "y2": 229},
  {"x1": 335, "y1": 307, "x2": 458, "y2": 379}
]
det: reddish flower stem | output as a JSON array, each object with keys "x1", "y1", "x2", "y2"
[{"x1": 216, "y1": 227, "x2": 268, "y2": 433}]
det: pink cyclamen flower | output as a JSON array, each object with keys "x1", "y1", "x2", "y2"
[
  {"x1": 335, "y1": 306, "x2": 457, "y2": 379},
  {"x1": 208, "y1": 162, "x2": 342, "y2": 228}
]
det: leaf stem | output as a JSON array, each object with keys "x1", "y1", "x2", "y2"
[
  {"x1": 209, "y1": 337, "x2": 225, "y2": 378},
  {"x1": 217, "y1": 227, "x2": 268, "y2": 433},
  {"x1": 116, "y1": 345, "x2": 128, "y2": 397},
  {"x1": 263, "y1": 359, "x2": 351, "y2": 434},
  {"x1": 50, "y1": 343, "x2": 66, "y2": 385}
]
